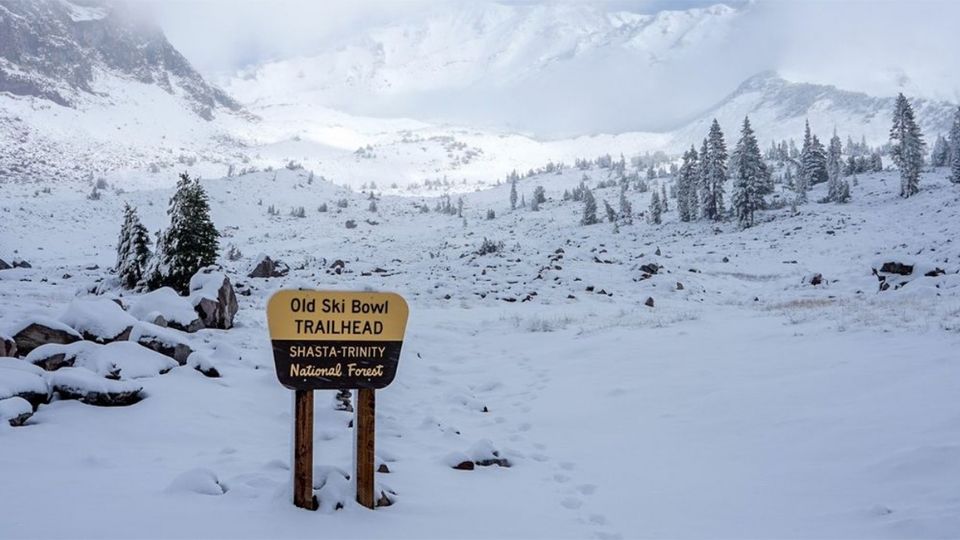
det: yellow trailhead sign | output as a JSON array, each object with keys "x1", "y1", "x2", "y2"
[{"x1": 267, "y1": 290, "x2": 409, "y2": 390}]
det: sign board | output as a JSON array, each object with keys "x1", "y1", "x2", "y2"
[{"x1": 267, "y1": 290, "x2": 409, "y2": 390}]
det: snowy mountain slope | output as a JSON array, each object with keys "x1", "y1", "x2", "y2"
[
  {"x1": 669, "y1": 71, "x2": 958, "y2": 150},
  {"x1": 2, "y1": 162, "x2": 960, "y2": 538},
  {"x1": 0, "y1": 0, "x2": 238, "y2": 118}
]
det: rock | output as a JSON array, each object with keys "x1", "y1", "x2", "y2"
[
  {"x1": 805, "y1": 273, "x2": 823, "y2": 286},
  {"x1": 129, "y1": 323, "x2": 194, "y2": 365},
  {"x1": 24, "y1": 341, "x2": 119, "y2": 378},
  {"x1": 639, "y1": 263, "x2": 660, "y2": 275},
  {"x1": 644, "y1": 297, "x2": 655, "y2": 307},
  {"x1": 335, "y1": 389, "x2": 353, "y2": 412},
  {"x1": 0, "y1": 259, "x2": 10, "y2": 270},
  {"x1": 0, "y1": 334, "x2": 16, "y2": 357},
  {"x1": 59, "y1": 298, "x2": 136, "y2": 343},
  {"x1": 0, "y1": 358, "x2": 51, "y2": 410},
  {"x1": 925, "y1": 268, "x2": 946, "y2": 277},
  {"x1": 467, "y1": 439, "x2": 511, "y2": 468},
  {"x1": 676, "y1": 282, "x2": 684, "y2": 291},
  {"x1": 49, "y1": 367, "x2": 143, "y2": 406},
  {"x1": 10, "y1": 317, "x2": 82, "y2": 356},
  {"x1": 188, "y1": 267, "x2": 238, "y2": 330},
  {"x1": 377, "y1": 463, "x2": 390, "y2": 474},
  {"x1": 186, "y1": 352, "x2": 220, "y2": 378},
  {"x1": 12, "y1": 259, "x2": 31, "y2": 269},
  {"x1": 129, "y1": 288, "x2": 204, "y2": 333},
  {"x1": 247, "y1": 254, "x2": 290, "y2": 278},
  {"x1": 376, "y1": 488, "x2": 397, "y2": 507},
  {"x1": 879, "y1": 261, "x2": 913, "y2": 275},
  {"x1": 722, "y1": 256, "x2": 730, "y2": 263},
  {"x1": 0, "y1": 396, "x2": 34, "y2": 426},
  {"x1": 872, "y1": 259, "x2": 946, "y2": 292},
  {"x1": 453, "y1": 461, "x2": 475, "y2": 470}
]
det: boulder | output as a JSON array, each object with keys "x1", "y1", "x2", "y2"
[
  {"x1": 0, "y1": 259, "x2": 10, "y2": 270},
  {"x1": 59, "y1": 298, "x2": 137, "y2": 343},
  {"x1": 247, "y1": 254, "x2": 290, "y2": 278},
  {"x1": 644, "y1": 296, "x2": 655, "y2": 307},
  {"x1": 467, "y1": 440, "x2": 511, "y2": 468},
  {"x1": 0, "y1": 397, "x2": 34, "y2": 426},
  {"x1": 872, "y1": 259, "x2": 947, "y2": 291},
  {"x1": 10, "y1": 317, "x2": 82, "y2": 356},
  {"x1": 12, "y1": 259, "x2": 31, "y2": 269},
  {"x1": 805, "y1": 273, "x2": 824, "y2": 286},
  {"x1": 639, "y1": 263, "x2": 660, "y2": 275},
  {"x1": 186, "y1": 352, "x2": 220, "y2": 378},
  {"x1": 0, "y1": 334, "x2": 16, "y2": 357},
  {"x1": 128, "y1": 288, "x2": 204, "y2": 333},
  {"x1": 129, "y1": 323, "x2": 194, "y2": 365},
  {"x1": 25, "y1": 341, "x2": 118, "y2": 377},
  {"x1": 49, "y1": 367, "x2": 143, "y2": 407},
  {"x1": 189, "y1": 267, "x2": 238, "y2": 330},
  {"x1": 0, "y1": 358, "x2": 51, "y2": 410}
]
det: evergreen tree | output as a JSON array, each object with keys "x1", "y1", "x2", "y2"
[
  {"x1": 826, "y1": 130, "x2": 844, "y2": 202},
  {"x1": 660, "y1": 183, "x2": 669, "y2": 212},
  {"x1": 618, "y1": 187, "x2": 633, "y2": 225},
  {"x1": 147, "y1": 172, "x2": 220, "y2": 293},
  {"x1": 116, "y1": 203, "x2": 151, "y2": 289},
  {"x1": 949, "y1": 107, "x2": 960, "y2": 184},
  {"x1": 701, "y1": 120, "x2": 727, "y2": 221},
  {"x1": 730, "y1": 117, "x2": 767, "y2": 228},
  {"x1": 581, "y1": 188, "x2": 599, "y2": 225},
  {"x1": 603, "y1": 199, "x2": 617, "y2": 223},
  {"x1": 890, "y1": 93, "x2": 925, "y2": 198},
  {"x1": 509, "y1": 177, "x2": 518, "y2": 210},
  {"x1": 676, "y1": 146, "x2": 699, "y2": 222},
  {"x1": 697, "y1": 138, "x2": 710, "y2": 218},
  {"x1": 648, "y1": 189, "x2": 662, "y2": 225},
  {"x1": 931, "y1": 134, "x2": 950, "y2": 167}
]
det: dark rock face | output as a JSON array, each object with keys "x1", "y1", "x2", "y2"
[
  {"x1": 13, "y1": 322, "x2": 81, "y2": 356},
  {"x1": 879, "y1": 262, "x2": 913, "y2": 276},
  {"x1": 190, "y1": 269, "x2": 238, "y2": 330},
  {"x1": 0, "y1": 0, "x2": 239, "y2": 118},
  {"x1": 0, "y1": 335, "x2": 16, "y2": 357},
  {"x1": 644, "y1": 296, "x2": 655, "y2": 307},
  {"x1": 0, "y1": 259, "x2": 10, "y2": 270}
]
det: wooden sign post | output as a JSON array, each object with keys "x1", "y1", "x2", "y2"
[{"x1": 267, "y1": 290, "x2": 409, "y2": 510}]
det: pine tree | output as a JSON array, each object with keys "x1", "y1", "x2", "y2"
[
  {"x1": 949, "y1": 107, "x2": 960, "y2": 184},
  {"x1": 676, "y1": 146, "x2": 699, "y2": 222},
  {"x1": 660, "y1": 183, "x2": 669, "y2": 212},
  {"x1": 648, "y1": 189, "x2": 662, "y2": 225},
  {"x1": 697, "y1": 138, "x2": 711, "y2": 218},
  {"x1": 603, "y1": 199, "x2": 617, "y2": 223},
  {"x1": 730, "y1": 117, "x2": 767, "y2": 228},
  {"x1": 147, "y1": 172, "x2": 220, "y2": 293},
  {"x1": 701, "y1": 120, "x2": 727, "y2": 221},
  {"x1": 509, "y1": 177, "x2": 518, "y2": 210},
  {"x1": 931, "y1": 134, "x2": 950, "y2": 167},
  {"x1": 890, "y1": 93, "x2": 925, "y2": 198},
  {"x1": 116, "y1": 203, "x2": 151, "y2": 289},
  {"x1": 618, "y1": 187, "x2": 633, "y2": 225},
  {"x1": 826, "y1": 130, "x2": 844, "y2": 202},
  {"x1": 581, "y1": 188, "x2": 599, "y2": 225}
]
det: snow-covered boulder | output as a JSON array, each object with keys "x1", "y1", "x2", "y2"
[
  {"x1": 186, "y1": 352, "x2": 220, "y2": 378},
  {"x1": 129, "y1": 322, "x2": 194, "y2": 365},
  {"x1": 0, "y1": 396, "x2": 33, "y2": 426},
  {"x1": 98, "y1": 342, "x2": 178, "y2": 379},
  {"x1": 871, "y1": 258, "x2": 947, "y2": 291},
  {"x1": 8, "y1": 316, "x2": 82, "y2": 356},
  {"x1": 128, "y1": 288, "x2": 204, "y2": 333},
  {"x1": 59, "y1": 298, "x2": 137, "y2": 343},
  {"x1": 0, "y1": 333, "x2": 16, "y2": 357},
  {"x1": 25, "y1": 341, "x2": 119, "y2": 377},
  {"x1": 0, "y1": 358, "x2": 50, "y2": 409},
  {"x1": 0, "y1": 258, "x2": 10, "y2": 270},
  {"x1": 466, "y1": 439, "x2": 511, "y2": 467},
  {"x1": 12, "y1": 258, "x2": 31, "y2": 269},
  {"x1": 165, "y1": 468, "x2": 226, "y2": 496},
  {"x1": 247, "y1": 254, "x2": 290, "y2": 278},
  {"x1": 49, "y1": 367, "x2": 143, "y2": 406},
  {"x1": 188, "y1": 267, "x2": 238, "y2": 330}
]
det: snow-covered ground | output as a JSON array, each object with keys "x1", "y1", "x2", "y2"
[{"x1": 2, "y1": 164, "x2": 959, "y2": 538}]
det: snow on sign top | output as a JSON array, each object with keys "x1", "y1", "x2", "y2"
[{"x1": 266, "y1": 290, "x2": 409, "y2": 391}]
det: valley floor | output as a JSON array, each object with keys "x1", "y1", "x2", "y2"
[{"x1": 1, "y1": 167, "x2": 959, "y2": 539}]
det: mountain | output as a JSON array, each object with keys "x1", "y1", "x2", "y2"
[
  {"x1": 0, "y1": 0, "x2": 238, "y2": 119},
  {"x1": 669, "y1": 72, "x2": 958, "y2": 150},
  {"x1": 224, "y1": 2, "x2": 742, "y2": 135}
]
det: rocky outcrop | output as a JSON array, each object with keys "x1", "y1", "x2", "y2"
[
  {"x1": 189, "y1": 267, "x2": 238, "y2": 330},
  {"x1": 247, "y1": 255, "x2": 290, "y2": 278}
]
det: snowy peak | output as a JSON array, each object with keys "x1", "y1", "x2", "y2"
[
  {"x1": 673, "y1": 72, "x2": 957, "y2": 148},
  {"x1": 0, "y1": 0, "x2": 238, "y2": 119}
]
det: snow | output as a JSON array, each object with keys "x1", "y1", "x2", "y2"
[
  {"x1": 0, "y1": 362, "x2": 48, "y2": 400},
  {"x1": 0, "y1": 396, "x2": 32, "y2": 423},
  {"x1": 47, "y1": 366, "x2": 142, "y2": 396},
  {"x1": 4, "y1": 315, "x2": 82, "y2": 339},
  {"x1": 128, "y1": 287, "x2": 200, "y2": 328},
  {"x1": 189, "y1": 268, "x2": 227, "y2": 304},
  {"x1": 59, "y1": 298, "x2": 137, "y2": 340},
  {"x1": 23, "y1": 341, "x2": 177, "y2": 379},
  {"x1": 165, "y1": 467, "x2": 227, "y2": 496}
]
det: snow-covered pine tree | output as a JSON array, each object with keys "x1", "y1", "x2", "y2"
[
  {"x1": 889, "y1": 93, "x2": 926, "y2": 198},
  {"x1": 931, "y1": 135, "x2": 950, "y2": 167},
  {"x1": 660, "y1": 183, "x2": 669, "y2": 212},
  {"x1": 648, "y1": 189, "x2": 662, "y2": 225},
  {"x1": 701, "y1": 120, "x2": 727, "y2": 221},
  {"x1": 510, "y1": 177, "x2": 518, "y2": 210},
  {"x1": 826, "y1": 130, "x2": 844, "y2": 202},
  {"x1": 949, "y1": 107, "x2": 960, "y2": 184},
  {"x1": 603, "y1": 200, "x2": 617, "y2": 223},
  {"x1": 676, "y1": 146, "x2": 699, "y2": 222},
  {"x1": 116, "y1": 203, "x2": 151, "y2": 289},
  {"x1": 148, "y1": 172, "x2": 220, "y2": 293},
  {"x1": 581, "y1": 188, "x2": 599, "y2": 225},
  {"x1": 697, "y1": 137, "x2": 710, "y2": 218},
  {"x1": 618, "y1": 187, "x2": 633, "y2": 225},
  {"x1": 730, "y1": 116, "x2": 767, "y2": 229}
]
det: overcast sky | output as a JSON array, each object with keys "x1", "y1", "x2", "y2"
[{"x1": 136, "y1": 0, "x2": 960, "y2": 134}]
